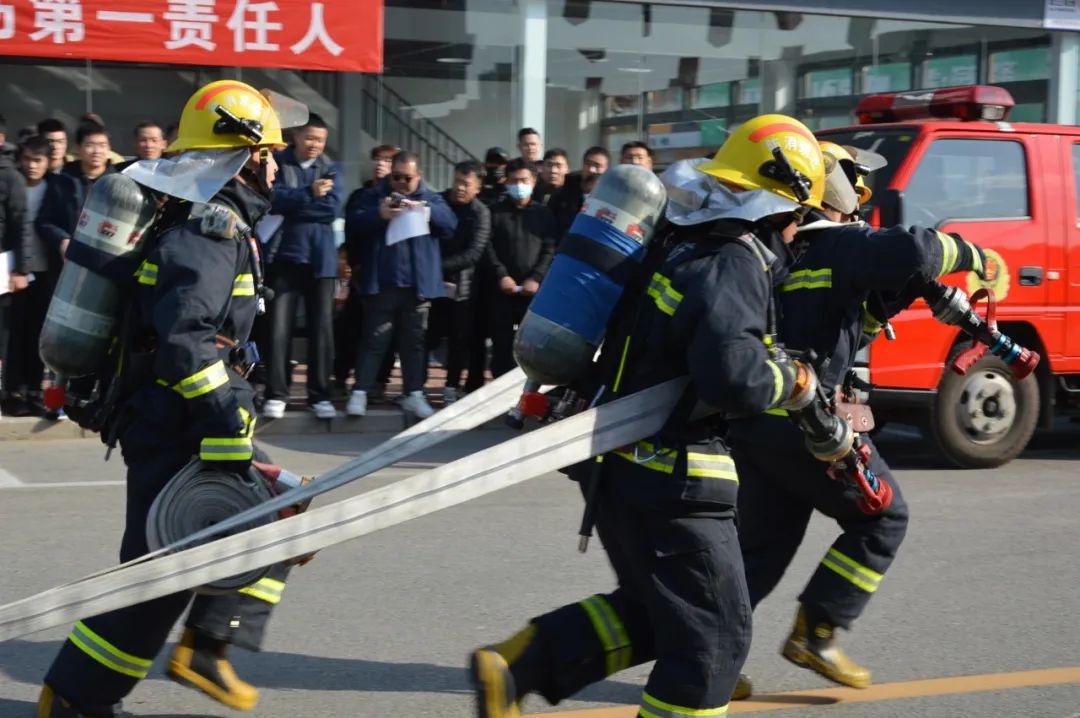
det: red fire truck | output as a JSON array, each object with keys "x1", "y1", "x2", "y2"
[{"x1": 817, "y1": 85, "x2": 1078, "y2": 468}]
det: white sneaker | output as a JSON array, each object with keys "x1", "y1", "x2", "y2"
[
  {"x1": 346, "y1": 390, "x2": 368, "y2": 417},
  {"x1": 311, "y1": 400, "x2": 337, "y2": 420},
  {"x1": 401, "y1": 390, "x2": 435, "y2": 419},
  {"x1": 443, "y1": 386, "x2": 459, "y2": 405},
  {"x1": 262, "y1": 399, "x2": 286, "y2": 419}
]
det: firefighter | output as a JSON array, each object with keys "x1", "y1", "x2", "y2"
[
  {"x1": 469, "y1": 115, "x2": 827, "y2": 718},
  {"x1": 726, "y1": 142, "x2": 990, "y2": 698},
  {"x1": 36, "y1": 81, "x2": 305, "y2": 717}
]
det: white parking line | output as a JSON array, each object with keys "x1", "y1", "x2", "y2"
[
  {"x1": 7, "y1": 480, "x2": 126, "y2": 489},
  {"x1": 0, "y1": 468, "x2": 21, "y2": 487}
]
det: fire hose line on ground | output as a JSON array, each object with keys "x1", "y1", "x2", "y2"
[{"x1": 0, "y1": 376, "x2": 687, "y2": 642}]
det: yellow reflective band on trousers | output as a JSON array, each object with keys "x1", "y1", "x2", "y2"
[
  {"x1": 647, "y1": 273, "x2": 683, "y2": 316},
  {"x1": 936, "y1": 231, "x2": 959, "y2": 277},
  {"x1": 200, "y1": 436, "x2": 254, "y2": 462},
  {"x1": 613, "y1": 441, "x2": 737, "y2": 481},
  {"x1": 135, "y1": 260, "x2": 158, "y2": 286},
  {"x1": 173, "y1": 360, "x2": 230, "y2": 400},
  {"x1": 820, "y1": 547, "x2": 884, "y2": 593},
  {"x1": 238, "y1": 577, "x2": 286, "y2": 604},
  {"x1": 67, "y1": 621, "x2": 152, "y2": 679},
  {"x1": 232, "y1": 273, "x2": 256, "y2": 296},
  {"x1": 781, "y1": 268, "x2": 832, "y2": 292},
  {"x1": 640, "y1": 690, "x2": 728, "y2": 718},
  {"x1": 579, "y1": 595, "x2": 632, "y2": 676}
]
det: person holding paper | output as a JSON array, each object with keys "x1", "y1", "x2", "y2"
[{"x1": 345, "y1": 150, "x2": 457, "y2": 419}]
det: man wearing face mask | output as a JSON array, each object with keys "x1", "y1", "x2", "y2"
[{"x1": 484, "y1": 157, "x2": 557, "y2": 377}]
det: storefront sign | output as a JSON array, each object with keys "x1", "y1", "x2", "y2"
[
  {"x1": 989, "y1": 46, "x2": 1050, "y2": 83},
  {"x1": 1044, "y1": 0, "x2": 1080, "y2": 30},
  {"x1": 804, "y1": 67, "x2": 852, "y2": 98},
  {"x1": 691, "y1": 82, "x2": 730, "y2": 110},
  {"x1": 923, "y1": 55, "x2": 978, "y2": 88},
  {"x1": 0, "y1": 1, "x2": 383, "y2": 72},
  {"x1": 862, "y1": 62, "x2": 911, "y2": 93}
]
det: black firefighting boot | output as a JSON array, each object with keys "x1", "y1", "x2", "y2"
[
  {"x1": 469, "y1": 624, "x2": 544, "y2": 718},
  {"x1": 781, "y1": 604, "x2": 871, "y2": 688},
  {"x1": 166, "y1": 628, "x2": 260, "y2": 711},
  {"x1": 34, "y1": 684, "x2": 126, "y2": 717},
  {"x1": 731, "y1": 673, "x2": 753, "y2": 700}
]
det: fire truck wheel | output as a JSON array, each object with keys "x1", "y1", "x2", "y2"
[{"x1": 930, "y1": 350, "x2": 1039, "y2": 469}]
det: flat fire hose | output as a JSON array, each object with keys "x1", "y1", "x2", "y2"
[
  {"x1": 47, "y1": 367, "x2": 537, "y2": 593},
  {"x1": 0, "y1": 377, "x2": 686, "y2": 641}
]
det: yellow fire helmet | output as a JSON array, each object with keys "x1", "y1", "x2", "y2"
[
  {"x1": 821, "y1": 141, "x2": 888, "y2": 210},
  {"x1": 819, "y1": 141, "x2": 861, "y2": 215},
  {"x1": 697, "y1": 114, "x2": 825, "y2": 210},
  {"x1": 167, "y1": 80, "x2": 309, "y2": 154}
]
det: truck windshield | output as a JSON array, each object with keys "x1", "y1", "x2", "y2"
[{"x1": 815, "y1": 127, "x2": 916, "y2": 213}]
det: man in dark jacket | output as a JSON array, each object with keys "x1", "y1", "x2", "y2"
[
  {"x1": 485, "y1": 157, "x2": 557, "y2": 377},
  {"x1": 3, "y1": 135, "x2": 79, "y2": 416},
  {"x1": 345, "y1": 150, "x2": 457, "y2": 419},
  {"x1": 547, "y1": 146, "x2": 609, "y2": 239},
  {"x1": 62, "y1": 121, "x2": 115, "y2": 199},
  {"x1": 0, "y1": 124, "x2": 33, "y2": 415},
  {"x1": 431, "y1": 160, "x2": 491, "y2": 403},
  {"x1": 262, "y1": 113, "x2": 342, "y2": 420}
]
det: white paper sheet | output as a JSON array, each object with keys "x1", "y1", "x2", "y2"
[
  {"x1": 0, "y1": 252, "x2": 34, "y2": 295},
  {"x1": 0, "y1": 251, "x2": 12, "y2": 295},
  {"x1": 386, "y1": 205, "x2": 430, "y2": 246}
]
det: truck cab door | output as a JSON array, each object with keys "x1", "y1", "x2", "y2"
[{"x1": 903, "y1": 133, "x2": 1057, "y2": 347}]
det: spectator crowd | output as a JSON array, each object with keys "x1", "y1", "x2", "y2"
[{"x1": 0, "y1": 109, "x2": 656, "y2": 420}]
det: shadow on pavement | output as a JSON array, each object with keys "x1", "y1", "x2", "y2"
[{"x1": 0, "y1": 639, "x2": 639, "y2": 702}]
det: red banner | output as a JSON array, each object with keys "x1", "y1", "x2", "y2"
[{"x1": 0, "y1": 0, "x2": 383, "y2": 72}]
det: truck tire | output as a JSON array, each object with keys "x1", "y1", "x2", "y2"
[{"x1": 928, "y1": 349, "x2": 1039, "y2": 469}]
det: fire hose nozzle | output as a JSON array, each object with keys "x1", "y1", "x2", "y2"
[{"x1": 805, "y1": 414, "x2": 854, "y2": 463}]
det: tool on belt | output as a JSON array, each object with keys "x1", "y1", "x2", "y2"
[
  {"x1": 922, "y1": 282, "x2": 1040, "y2": 379},
  {"x1": 785, "y1": 352, "x2": 893, "y2": 516}
]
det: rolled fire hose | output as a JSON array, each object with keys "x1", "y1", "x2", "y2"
[{"x1": 146, "y1": 459, "x2": 275, "y2": 594}]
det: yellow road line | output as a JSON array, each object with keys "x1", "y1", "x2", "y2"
[{"x1": 539, "y1": 667, "x2": 1080, "y2": 716}]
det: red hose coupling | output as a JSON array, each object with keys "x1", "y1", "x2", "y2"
[{"x1": 519, "y1": 391, "x2": 549, "y2": 418}]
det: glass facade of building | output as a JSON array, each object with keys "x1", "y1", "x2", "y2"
[{"x1": 0, "y1": 1, "x2": 1074, "y2": 188}]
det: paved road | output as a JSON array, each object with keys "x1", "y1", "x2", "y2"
[{"x1": 1, "y1": 422, "x2": 1079, "y2": 717}]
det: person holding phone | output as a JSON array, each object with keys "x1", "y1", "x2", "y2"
[{"x1": 263, "y1": 112, "x2": 342, "y2": 420}]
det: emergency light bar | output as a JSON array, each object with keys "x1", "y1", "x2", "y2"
[{"x1": 856, "y1": 85, "x2": 1015, "y2": 124}]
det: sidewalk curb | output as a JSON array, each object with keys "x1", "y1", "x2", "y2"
[{"x1": 0, "y1": 409, "x2": 511, "y2": 442}]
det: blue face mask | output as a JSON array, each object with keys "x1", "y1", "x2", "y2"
[{"x1": 506, "y1": 183, "x2": 533, "y2": 201}]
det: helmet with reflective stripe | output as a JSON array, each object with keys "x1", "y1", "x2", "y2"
[
  {"x1": 697, "y1": 114, "x2": 825, "y2": 210},
  {"x1": 168, "y1": 80, "x2": 286, "y2": 154}
]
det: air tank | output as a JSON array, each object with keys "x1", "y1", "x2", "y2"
[
  {"x1": 39, "y1": 173, "x2": 157, "y2": 377},
  {"x1": 512, "y1": 164, "x2": 667, "y2": 387}
]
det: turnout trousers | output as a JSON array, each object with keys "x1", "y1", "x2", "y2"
[
  {"x1": 730, "y1": 434, "x2": 908, "y2": 629},
  {"x1": 528, "y1": 476, "x2": 751, "y2": 717},
  {"x1": 44, "y1": 444, "x2": 290, "y2": 714}
]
